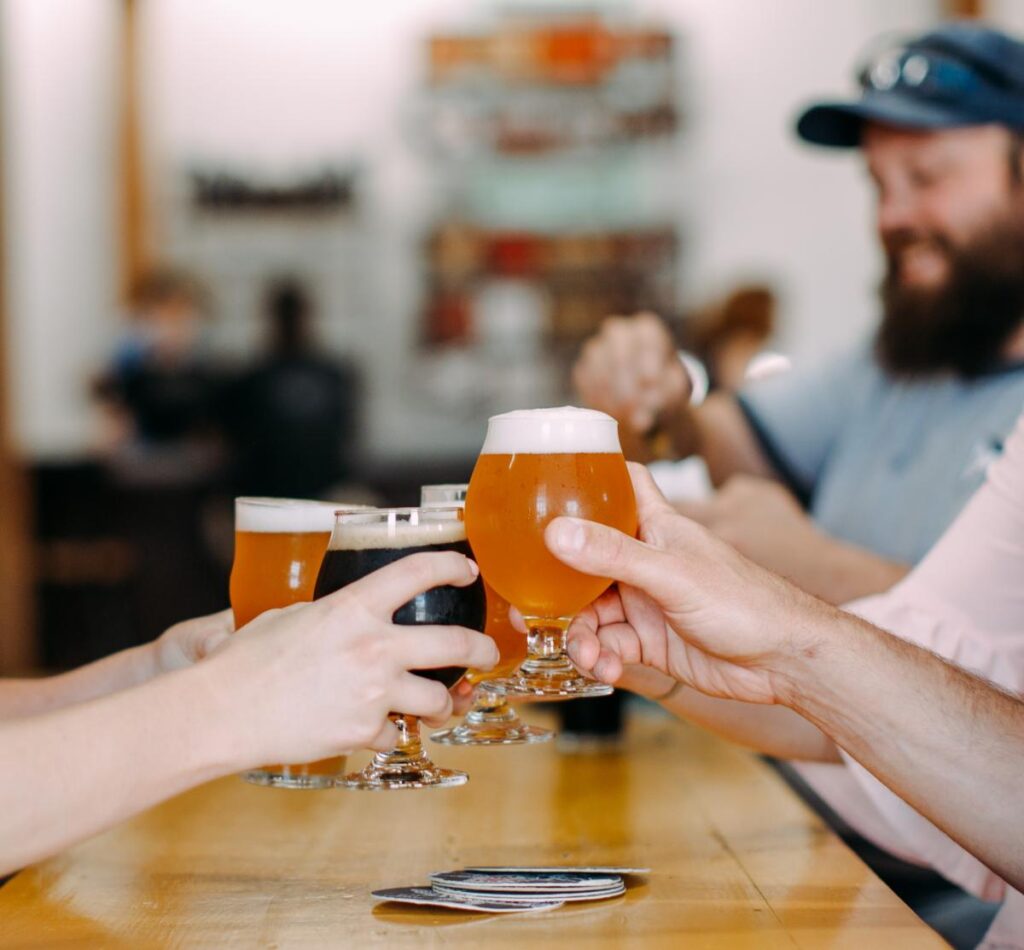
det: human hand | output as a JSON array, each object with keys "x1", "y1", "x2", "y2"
[
  {"x1": 200, "y1": 553, "x2": 499, "y2": 767},
  {"x1": 677, "y1": 475, "x2": 825, "y2": 582},
  {"x1": 153, "y1": 610, "x2": 234, "y2": 676},
  {"x1": 551, "y1": 464, "x2": 832, "y2": 706},
  {"x1": 573, "y1": 313, "x2": 691, "y2": 446}
]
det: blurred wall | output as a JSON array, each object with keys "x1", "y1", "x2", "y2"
[
  {"x1": 8, "y1": 0, "x2": 1021, "y2": 462},
  {"x1": 1, "y1": 0, "x2": 120, "y2": 458}
]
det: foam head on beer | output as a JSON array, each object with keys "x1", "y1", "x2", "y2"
[
  {"x1": 478, "y1": 406, "x2": 622, "y2": 456},
  {"x1": 234, "y1": 497, "x2": 340, "y2": 534},
  {"x1": 466, "y1": 407, "x2": 637, "y2": 620},
  {"x1": 324, "y1": 509, "x2": 469, "y2": 551}
]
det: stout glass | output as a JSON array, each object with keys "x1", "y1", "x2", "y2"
[
  {"x1": 230, "y1": 497, "x2": 349, "y2": 788},
  {"x1": 421, "y1": 484, "x2": 552, "y2": 746},
  {"x1": 315, "y1": 506, "x2": 485, "y2": 790},
  {"x1": 465, "y1": 407, "x2": 637, "y2": 699}
]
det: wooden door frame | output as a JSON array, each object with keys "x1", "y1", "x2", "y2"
[{"x1": 0, "y1": 12, "x2": 36, "y2": 674}]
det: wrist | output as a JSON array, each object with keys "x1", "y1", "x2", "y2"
[
  {"x1": 769, "y1": 597, "x2": 851, "y2": 713},
  {"x1": 125, "y1": 641, "x2": 162, "y2": 689},
  {"x1": 172, "y1": 661, "x2": 254, "y2": 777}
]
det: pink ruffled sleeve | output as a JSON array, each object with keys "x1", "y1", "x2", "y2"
[{"x1": 794, "y1": 412, "x2": 1024, "y2": 946}]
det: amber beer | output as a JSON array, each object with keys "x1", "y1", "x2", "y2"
[
  {"x1": 469, "y1": 585, "x2": 526, "y2": 682},
  {"x1": 465, "y1": 407, "x2": 637, "y2": 698},
  {"x1": 230, "y1": 497, "x2": 348, "y2": 788},
  {"x1": 466, "y1": 414, "x2": 637, "y2": 619}
]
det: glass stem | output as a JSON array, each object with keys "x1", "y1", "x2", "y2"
[
  {"x1": 372, "y1": 714, "x2": 425, "y2": 767},
  {"x1": 521, "y1": 617, "x2": 575, "y2": 677},
  {"x1": 466, "y1": 688, "x2": 515, "y2": 725}
]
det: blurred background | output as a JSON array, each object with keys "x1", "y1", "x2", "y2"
[{"x1": 0, "y1": 0, "x2": 1019, "y2": 674}]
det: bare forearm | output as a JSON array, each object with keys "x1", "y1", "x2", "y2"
[
  {"x1": 682, "y1": 395, "x2": 776, "y2": 485},
  {"x1": 783, "y1": 610, "x2": 1024, "y2": 890},
  {"x1": 0, "y1": 664, "x2": 240, "y2": 874},
  {"x1": 662, "y1": 684, "x2": 840, "y2": 762},
  {"x1": 0, "y1": 644, "x2": 158, "y2": 719}
]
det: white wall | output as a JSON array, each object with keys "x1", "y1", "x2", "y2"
[{"x1": 1, "y1": 0, "x2": 120, "y2": 457}]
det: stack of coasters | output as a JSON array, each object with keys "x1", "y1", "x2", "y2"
[{"x1": 372, "y1": 866, "x2": 647, "y2": 914}]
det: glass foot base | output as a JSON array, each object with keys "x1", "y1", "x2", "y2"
[
  {"x1": 336, "y1": 763, "x2": 467, "y2": 790},
  {"x1": 484, "y1": 674, "x2": 613, "y2": 700},
  {"x1": 431, "y1": 718, "x2": 553, "y2": 746},
  {"x1": 242, "y1": 770, "x2": 336, "y2": 790}
]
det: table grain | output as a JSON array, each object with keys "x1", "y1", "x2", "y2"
[{"x1": 0, "y1": 710, "x2": 947, "y2": 948}]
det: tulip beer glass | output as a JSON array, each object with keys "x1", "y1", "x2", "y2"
[{"x1": 465, "y1": 407, "x2": 637, "y2": 699}]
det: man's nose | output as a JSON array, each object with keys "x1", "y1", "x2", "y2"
[{"x1": 876, "y1": 186, "x2": 919, "y2": 239}]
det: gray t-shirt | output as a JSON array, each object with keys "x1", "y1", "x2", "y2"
[{"x1": 736, "y1": 344, "x2": 1024, "y2": 565}]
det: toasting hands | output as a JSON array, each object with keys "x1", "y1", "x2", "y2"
[{"x1": 550, "y1": 464, "x2": 833, "y2": 707}]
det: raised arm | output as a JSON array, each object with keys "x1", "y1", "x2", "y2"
[
  {"x1": 572, "y1": 313, "x2": 774, "y2": 483},
  {"x1": 0, "y1": 611, "x2": 232, "y2": 719},
  {"x1": 554, "y1": 465, "x2": 1024, "y2": 889}
]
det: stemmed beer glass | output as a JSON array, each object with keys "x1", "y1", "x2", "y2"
[
  {"x1": 314, "y1": 506, "x2": 485, "y2": 790},
  {"x1": 465, "y1": 407, "x2": 637, "y2": 699},
  {"x1": 421, "y1": 485, "x2": 552, "y2": 746}
]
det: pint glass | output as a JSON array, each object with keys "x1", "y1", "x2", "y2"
[
  {"x1": 230, "y1": 497, "x2": 347, "y2": 788},
  {"x1": 465, "y1": 407, "x2": 637, "y2": 698}
]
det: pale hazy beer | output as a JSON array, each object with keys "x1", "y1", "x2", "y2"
[
  {"x1": 466, "y1": 408, "x2": 637, "y2": 619},
  {"x1": 465, "y1": 407, "x2": 637, "y2": 699},
  {"x1": 230, "y1": 497, "x2": 347, "y2": 788}
]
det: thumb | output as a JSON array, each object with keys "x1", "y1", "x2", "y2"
[{"x1": 545, "y1": 517, "x2": 679, "y2": 608}]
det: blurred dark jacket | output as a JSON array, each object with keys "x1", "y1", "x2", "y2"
[{"x1": 219, "y1": 351, "x2": 359, "y2": 499}]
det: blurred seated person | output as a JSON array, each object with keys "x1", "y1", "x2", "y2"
[
  {"x1": 96, "y1": 269, "x2": 218, "y2": 466},
  {"x1": 573, "y1": 24, "x2": 1024, "y2": 607},
  {"x1": 547, "y1": 457, "x2": 1024, "y2": 948},
  {"x1": 219, "y1": 278, "x2": 359, "y2": 499},
  {"x1": 0, "y1": 553, "x2": 494, "y2": 876},
  {"x1": 680, "y1": 284, "x2": 780, "y2": 394}
]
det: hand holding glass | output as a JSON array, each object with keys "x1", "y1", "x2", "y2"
[{"x1": 314, "y1": 506, "x2": 485, "y2": 789}]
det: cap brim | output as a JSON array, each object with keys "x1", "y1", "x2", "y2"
[{"x1": 795, "y1": 93, "x2": 977, "y2": 148}]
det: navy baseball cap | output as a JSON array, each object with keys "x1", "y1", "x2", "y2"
[{"x1": 796, "y1": 23, "x2": 1024, "y2": 147}]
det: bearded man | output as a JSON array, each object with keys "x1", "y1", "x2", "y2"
[{"x1": 574, "y1": 23, "x2": 1024, "y2": 607}]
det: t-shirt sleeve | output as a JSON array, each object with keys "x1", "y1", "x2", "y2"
[{"x1": 735, "y1": 346, "x2": 872, "y2": 503}]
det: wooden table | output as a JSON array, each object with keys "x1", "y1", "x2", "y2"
[{"x1": 0, "y1": 710, "x2": 946, "y2": 948}]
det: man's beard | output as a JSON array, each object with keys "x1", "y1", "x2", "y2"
[{"x1": 876, "y1": 214, "x2": 1024, "y2": 379}]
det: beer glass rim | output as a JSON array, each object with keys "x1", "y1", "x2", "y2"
[
  {"x1": 334, "y1": 505, "x2": 464, "y2": 524},
  {"x1": 420, "y1": 484, "x2": 468, "y2": 506},
  {"x1": 236, "y1": 496, "x2": 340, "y2": 510}
]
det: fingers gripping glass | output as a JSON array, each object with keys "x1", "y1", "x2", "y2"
[
  {"x1": 420, "y1": 485, "x2": 552, "y2": 746},
  {"x1": 465, "y1": 408, "x2": 638, "y2": 700},
  {"x1": 314, "y1": 506, "x2": 485, "y2": 790}
]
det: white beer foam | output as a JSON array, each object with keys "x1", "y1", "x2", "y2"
[
  {"x1": 329, "y1": 511, "x2": 466, "y2": 551},
  {"x1": 479, "y1": 406, "x2": 621, "y2": 455},
  {"x1": 235, "y1": 498, "x2": 362, "y2": 534}
]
